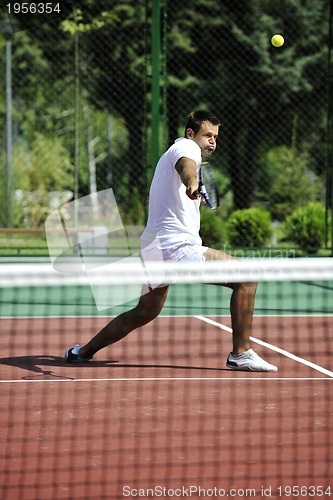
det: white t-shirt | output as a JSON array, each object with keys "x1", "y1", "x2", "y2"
[{"x1": 141, "y1": 137, "x2": 202, "y2": 251}]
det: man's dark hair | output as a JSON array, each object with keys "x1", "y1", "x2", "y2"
[{"x1": 184, "y1": 110, "x2": 221, "y2": 136}]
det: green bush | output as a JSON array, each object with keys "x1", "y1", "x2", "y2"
[
  {"x1": 200, "y1": 208, "x2": 227, "y2": 247},
  {"x1": 283, "y1": 202, "x2": 326, "y2": 252},
  {"x1": 227, "y1": 208, "x2": 273, "y2": 247},
  {"x1": 258, "y1": 146, "x2": 322, "y2": 221}
]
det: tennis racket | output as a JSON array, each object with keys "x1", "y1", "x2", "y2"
[{"x1": 195, "y1": 164, "x2": 219, "y2": 210}]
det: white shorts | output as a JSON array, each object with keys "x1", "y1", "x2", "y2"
[
  {"x1": 141, "y1": 229, "x2": 208, "y2": 260},
  {"x1": 140, "y1": 234, "x2": 208, "y2": 264},
  {"x1": 140, "y1": 242, "x2": 209, "y2": 290},
  {"x1": 160, "y1": 243, "x2": 208, "y2": 263}
]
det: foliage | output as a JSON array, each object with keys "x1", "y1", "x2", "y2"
[
  {"x1": 173, "y1": 0, "x2": 329, "y2": 209},
  {"x1": 122, "y1": 187, "x2": 145, "y2": 226},
  {"x1": 0, "y1": 0, "x2": 330, "y2": 237},
  {"x1": 61, "y1": 8, "x2": 118, "y2": 35},
  {"x1": 200, "y1": 208, "x2": 227, "y2": 248},
  {"x1": 11, "y1": 134, "x2": 73, "y2": 227},
  {"x1": 258, "y1": 146, "x2": 322, "y2": 221},
  {"x1": 227, "y1": 208, "x2": 273, "y2": 247},
  {"x1": 283, "y1": 202, "x2": 326, "y2": 253},
  {"x1": 13, "y1": 133, "x2": 72, "y2": 191}
]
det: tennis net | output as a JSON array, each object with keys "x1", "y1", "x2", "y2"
[{"x1": 0, "y1": 258, "x2": 332, "y2": 499}]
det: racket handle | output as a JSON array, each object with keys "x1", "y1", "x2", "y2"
[
  {"x1": 196, "y1": 184, "x2": 213, "y2": 209},
  {"x1": 193, "y1": 180, "x2": 203, "y2": 198}
]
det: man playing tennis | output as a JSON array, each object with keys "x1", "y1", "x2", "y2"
[{"x1": 65, "y1": 110, "x2": 277, "y2": 372}]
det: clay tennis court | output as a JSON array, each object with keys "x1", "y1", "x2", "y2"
[{"x1": 1, "y1": 306, "x2": 332, "y2": 499}]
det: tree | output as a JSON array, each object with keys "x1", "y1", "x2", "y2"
[
  {"x1": 259, "y1": 146, "x2": 322, "y2": 221},
  {"x1": 0, "y1": 0, "x2": 329, "y2": 229},
  {"x1": 61, "y1": 2, "x2": 147, "y2": 199},
  {"x1": 165, "y1": 0, "x2": 328, "y2": 209},
  {"x1": 10, "y1": 133, "x2": 73, "y2": 227}
]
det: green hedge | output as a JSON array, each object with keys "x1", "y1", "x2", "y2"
[
  {"x1": 200, "y1": 208, "x2": 227, "y2": 247},
  {"x1": 227, "y1": 208, "x2": 273, "y2": 247},
  {"x1": 283, "y1": 202, "x2": 326, "y2": 252}
]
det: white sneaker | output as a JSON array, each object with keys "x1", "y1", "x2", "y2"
[{"x1": 226, "y1": 348, "x2": 278, "y2": 372}]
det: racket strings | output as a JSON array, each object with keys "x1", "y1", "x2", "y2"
[{"x1": 200, "y1": 165, "x2": 219, "y2": 210}]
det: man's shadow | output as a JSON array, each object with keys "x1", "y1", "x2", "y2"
[{"x1": 0, "y1": 355, "x2": 226, "y2": 380}]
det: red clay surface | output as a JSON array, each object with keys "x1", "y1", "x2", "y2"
[{"x1": 0, "y1": 315, "x2": 332, "y2": 499}]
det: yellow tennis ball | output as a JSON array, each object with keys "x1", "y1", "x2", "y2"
[{"x1": 271, "y1": 34, "x2": 284, "y2": 47}]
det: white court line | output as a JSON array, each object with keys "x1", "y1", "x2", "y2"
[
  {"x1": 0, "y1": 377, "x2": 333, "y2": 383},
  {"x1": 194, "y1": 315, "x2": 333, "y2": 378}
]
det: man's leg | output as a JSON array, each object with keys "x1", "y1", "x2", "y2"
[
  {"x1": 203, "y1": 248, "x2": 256, "y2": 354},
  {"x1": 203, "y1": 247, "x2": 277, "y2": 371},
  {"x1": 227, "y1": 281, "x2": 257, "y2": 354},
  {"x1": 72, "y1": 285, "x2": 169, "y2": 361}
]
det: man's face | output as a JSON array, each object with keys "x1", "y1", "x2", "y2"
[{"x1": 187, "y1": 121, "x2": 219, "y2": 157}]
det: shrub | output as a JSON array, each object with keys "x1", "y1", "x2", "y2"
[
  {"x1": 227, "y1": 208, "x2": 273, "y2": 247},
  {"x1": 200, "y1": 208, "x2": 227, "y2": 247},
  {"x1": 258, "y1": 146, "x2": 322, "y2": 221},
  {"x1": 283, "y1": 202, "x2": 326, "y2": 252}
]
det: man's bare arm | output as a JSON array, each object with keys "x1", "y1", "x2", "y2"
[{"x1": 175, "y1": 157, "x2": 199, "y2": 200}]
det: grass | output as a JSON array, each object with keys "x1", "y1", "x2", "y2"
[{"x1": 0, "y1": 229, "x2": 331, "y2": 258}]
